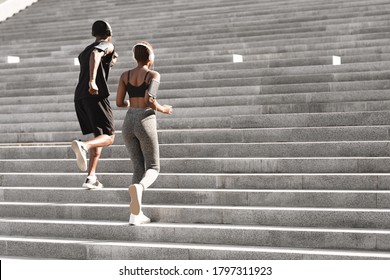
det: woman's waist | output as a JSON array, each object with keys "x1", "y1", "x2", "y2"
[
  {"x1": 128, "y1": 106, "x2": 154, "y2": 111},
  {"x1": 126, "y1": 107, "x2": 155, "y2": 118}
]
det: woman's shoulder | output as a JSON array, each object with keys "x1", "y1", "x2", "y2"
[
  {"x1": 148, "y1": 70, "x2": 160, "y2": 80},
  {"x1": 118, "y1": 70, "x2": 131, "y2": 84},
  {"x1": 120, "y1": 69, "x2": 132, "y2": 78}
]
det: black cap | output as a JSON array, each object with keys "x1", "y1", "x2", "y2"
[{"x1": 92, "y1": 20, "x2": 112, "y2": 37}]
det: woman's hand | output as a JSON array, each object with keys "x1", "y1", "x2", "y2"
[
  {"x1": 147, "y1": 95, "x2": 172, "y2": 114},
  {"x1": 162, "y1": 105, "x2": 173, "y2": 114}
]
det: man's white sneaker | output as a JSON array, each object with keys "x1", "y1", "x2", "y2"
[
  {"x1": 129, "y1": 211, "x2": 151, "y2": 226},
  {"x1": 71, "y1": 140, "x2": 88, "y2": 172},
  {"x1": 129, "y1": 184, "x2": 143, "y2": 215},
  {"x1": 83, "y1": 178, "x2": 103, "y2": 189}
]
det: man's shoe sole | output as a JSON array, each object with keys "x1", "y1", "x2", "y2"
[{"x1": 71, "y1": 140, "x2": 87, "y2": 172}]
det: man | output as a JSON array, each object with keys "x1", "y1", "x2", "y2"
[{"x1": 72, "y1": 20, "x2": 117, "y2": 189}]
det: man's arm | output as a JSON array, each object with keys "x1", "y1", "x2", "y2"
[
  {"x1": 89, "y1": 42, "x2": 115, "y2": 95},
  {"x1": 88, "y1": 49, "x2": 104, "y2": 95}
]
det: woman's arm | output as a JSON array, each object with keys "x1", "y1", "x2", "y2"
[
  {"x1": 145, "y1": 71, "x2": 173, "y2": 114},
  {"x1": 149, "y1": 98, "x2": 173, "y2": 114},
  {"x1": 116, "y1": 72, "x2": 130, "y2": 108}
]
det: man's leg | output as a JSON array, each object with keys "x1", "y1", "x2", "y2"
[
  {"x1": 84, "y1": 134, "x2": 114, "y2": 189},
  {"x1": 86, "y1": 134, "x2": 115, "y2": 177},
  {"x1": 72, "y1": 134, "x2": 114, "y2": 173},
  {"x1": 84, "y1": 134, "x2": 115, "y2": 151},
  {"x1": 87, "y1": 146, "x2": 102, "y2": 177}
]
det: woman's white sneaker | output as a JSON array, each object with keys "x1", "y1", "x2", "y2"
[{"x1": 129, "y1": 212, "x2": 151, "y2": 226}]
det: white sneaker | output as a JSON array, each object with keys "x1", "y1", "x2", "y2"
[
  {"x1": 129, "y1": 184, "x2": 143, "y2": 215},
  {"x1": 71, "y1": 140, "x2": 88, "y2": 171},
  {"x1": 129, "y1": 211, "x2": 151, "y2": 226},
  {"x1": 83, "y1": 178, "x2": 103, "y2": 189}
]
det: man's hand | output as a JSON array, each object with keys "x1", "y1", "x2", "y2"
[
  {"x1": 89, "y1": 80, "x2": 99, "y2": 95},
  {"x1": 110, "y1": 52, "x2": 118, "y2": 67}
]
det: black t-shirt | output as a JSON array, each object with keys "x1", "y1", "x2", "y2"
[{"x1": 74, "y1": 41, "x2": 115, "y2": 101}]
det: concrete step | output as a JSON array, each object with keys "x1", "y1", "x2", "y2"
[
  {"x1": 3, "y1": 86, "x2": 390, "y2": 115},
  {"x1": 3, "y1": 45, "x2": 390, "y2": 75},
  {"x1": 232, "y1": 111, "x2": 390, "y2": 129},
  {"x1": 0, "y1": 131, "x2": 78, "y2": 144},
  {"x1": 4, "y1": 49, "x2": 390, "y2": 72},
  {"x1": 3, "y1": 65, "x2": 390, "y2": 85},
  {"x1": 7, "y1": 0, "x2": 388, "y2": 17},
  {"x1": 20, "y1": 29, "x2": 390, "y2": 60},
  {"x1": 1, "y1": 187, "x2": 389, "y2": 209},
  {"x1": 2, "y1": 66, "x2": 390, "y2": 101},
  {"x1": 0, "y1": 83, "x2": 259, "y2": 98},
  {"x1": 1, "y1": 173, "x2": 389, "y2": 190},
  {"x1": 4, "y1": 5, "x2": 390, "y2": 43},
  {"x1": 1, "y1": 125, "x2": 389, "y2": 144},
  {"x1": 1, "y1": 202, "x2": 390, "y2": 229},
  {"x1": 155, "y1": 126, "x2": 390, "y2": 143},
  {"x1": 0, "y1": 117, "x2": 236, "y2": 133},
  {"x1": 1, "y1": 218, "x2": 390, "y2": 252},
  {"x1": 4, "y1": 99, "x2": 390, "y2": 124},
  {"x1": 2, "y1": 110, "x2": 390, "y2": 134},
  {"x1": 1, "y1": 157, "x2": 390, "y2": 174},
  {"x1": 3, "y1": 0, "x2": 390, "y2": 261},
  {"x1": 3, "y1": 31, "x2": 390, "y2": 63},
  {"x1": 4, "y1": 88, "x2": 389, "y2": 114},
  {"x1": 1, "y1": 60, "x2": 390, "y2": 84},
  {"x1": 6, "y1": 25, "x2": 390, "y2": 61},
  {"x1": 3, "y1": 15, "x2": 386, "y2": 37},
  {"x1": 12, "y1": 66, "x2": 390, "y2": 91},
  {"x1": 5, "y1": 0, "x2": 386, "y2": 23},
  {"x1": 4, "y1": 4, "x2": 389, "y2": 39},
  {"x1": 1, "y1": 53, "x2": 389, "y2": 79},
  {"x1": 1, "y1": 141, "x2": 389, "y2": 159},
  {"x1": 1, "y1": 234, "x2": 389, "y2": 259}
]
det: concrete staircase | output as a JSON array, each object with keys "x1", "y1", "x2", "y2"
[{"x1": 1, "y1": 0, "x2": 390, "y2": 259}]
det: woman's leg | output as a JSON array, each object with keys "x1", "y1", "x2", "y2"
[
  {"x1": 128, "y1": 113, "x2": 160, "y2": 224},
  {"x1": 137, "y1": 113, "x2": 160, "y2": 189},
  {"x1": 126, "y1": 137, "x2": 145, "y2": 215},
  {"x1": 139, "y1": 169, "x2": 159, "y2": 189},
  {"x1": 122, "y1": 113, "x2": 146, "y2": 216}
]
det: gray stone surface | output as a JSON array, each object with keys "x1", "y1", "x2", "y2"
[{"x1": 2, "y1": 0, "x2": 390, "y2": 260}]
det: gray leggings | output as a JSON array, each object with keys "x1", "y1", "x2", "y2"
[{"x1": 122, "y1": 108, "x2": 160, "y2": 188}]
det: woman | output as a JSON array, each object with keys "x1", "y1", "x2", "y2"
[{"x1": 116, "y1": 41, "x2": 173, "y2": 225}]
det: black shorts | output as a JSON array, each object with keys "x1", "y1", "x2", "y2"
[{"x1": 75, "y1": 97, "x2": 115, "y2": 136}]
